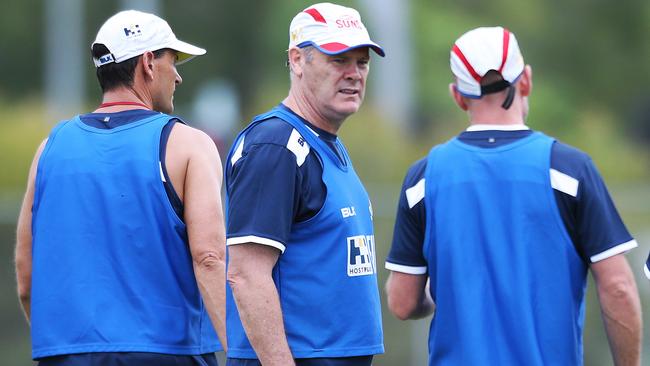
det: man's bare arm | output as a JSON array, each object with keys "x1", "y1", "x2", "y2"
[
  {"x1": 591, "y1": 254, "x2": 642, "y2": 366},
  {"x1": 227, "y1": 243, "x2": 295, "y2": 366},
  {"x1": 385, "y1": 271, "x2": 434, "y2": 320},
  {"x1": 169, "y1": 125, "x2": 227, "y2": 351},
  {"x1": 15, "y1": 139, "x2": 47, "y2": 324}
]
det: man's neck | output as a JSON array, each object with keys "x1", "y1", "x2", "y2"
[
  {"x1": 467, "y1": 107, "x2": 525, "y2": 127},
  {"x1": 96, "y1": 87, "x2": 152, "y2": 113},
  {"x1": 282, "y1": 91, "x2": 342, "y2": 135},
  {"x1": 468, "y1": 109, "x2": 525, "y2": 125}
]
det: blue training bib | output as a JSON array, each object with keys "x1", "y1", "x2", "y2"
[
  {"x1": 31, "y1": 114, "x2": 221, "y2": 359},
  {"x1": 225, "y1": 107, "x2": 384, "y2": 358},
  {"x1": 423, "y1": 132, "x2": 587, "y2": 365}
]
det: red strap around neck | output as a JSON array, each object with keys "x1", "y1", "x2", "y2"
[{"x1": 98, "y1": 101, "x2": 150, "y2": 109}]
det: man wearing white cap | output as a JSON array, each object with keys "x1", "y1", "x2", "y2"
[
  {"x1": 385, "y1": 26, "x2": 642, "y2": 365},
  {"x1": 225, "y1": 3, "x2": 384, "y2": 366},
  {"x1": 15, "y1": 10, "x2": 226, "y2": 366}
]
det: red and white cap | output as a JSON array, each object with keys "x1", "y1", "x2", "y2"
[
  {"x1": 92, "y1": 10, "x2": 206, "y2": 68},
  {"x1": 450, "y1": 26, "x2": 524, "y2": 98},
  {"x1": 288, "y1": 2, "x2": 385, "y2": 57}
]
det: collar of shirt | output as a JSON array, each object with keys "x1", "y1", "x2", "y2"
[
  {"x1": 278, "y1": 103, "x2": 338, "y2": 142},
  {"x1": 467, "y1": 124, "x2": 530, "y2": 132},
  {"x1": 80, "y1": 109, "x2": 161, "y2": 129}
]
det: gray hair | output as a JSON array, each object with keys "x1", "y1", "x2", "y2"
[{"x1": 288, "y1": 45, "x2": 315, "y2": 77}]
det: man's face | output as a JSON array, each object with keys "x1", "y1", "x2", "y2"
[
  {"x1": 151, "y1": 50, "x2": 182, "y2": 114},
  {"x1": 301, "y1": 47, "x2": 370, "y2": 123}
]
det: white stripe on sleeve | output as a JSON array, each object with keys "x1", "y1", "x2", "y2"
[
  {"x1": 550, "y1": 168, "x2": 579, "y2": 197},
  {"x1": 230, "y1": 136, "x2": 245, "y2": 167},
  {"x1": 590, "y1": 240, "x2": 638, "y2": 263},
  {"x1": 385, "y1": 261, "x2": 427, "y2": 275},
  {"x1": 227, "y1": 235, "x2": 286, "y2": 253},
  {"x1": 405, "y1": 179, "x2": 425, "y2": 209},
  {"x1": 286, "y1": 129, "x2": 310, "y2": 167}
]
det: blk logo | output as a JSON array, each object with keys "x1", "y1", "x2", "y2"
[
  {"x1": 341, "y1": 206, "x2": 356, "y2": 218},
  {"x1": 123, "y1": 24, "x2": 141, "y2": 37},
  {"x1": 297, "y1": 137, "x2": 305, "y2": 147},
  {"x1": 347, "y1": 235, "x2": 375, "y2": 277},
  {"x1": 98, "y1": 54, "x2": 114, "y2": 64}
]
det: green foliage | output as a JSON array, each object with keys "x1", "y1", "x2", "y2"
[
  {"x1": 0, "y1": 100, "x2": 49, "y2": 192},
  {"x1": 0, "y1": 0, "x2": 44, "y2": 98},
  {"x1": 527, "y1": 76, "x2": 579, "y2": 135}
]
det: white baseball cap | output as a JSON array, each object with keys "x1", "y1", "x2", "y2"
[
  {"x1": 450, "y1": 26, "x2": 524, "y2": 98},
  {"x1": 288, "y1": 3, "x2": 385, "y2": 57},
  {"x1": 92, "y1": 10, "x2": 206, "y2": 68}
]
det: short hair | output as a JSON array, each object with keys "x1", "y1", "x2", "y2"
[
  {"x1": 302, "y1": 46, "x2": 315, "y2": 63},
  {"x1": 287, "y1": 46, "x2": 316, "y2": 87},
  {"x1": 91, "y1": 44, "x2": 168, "y2": 92},
  {"x1": 287, "y1": 45, "x2": 315, "y2": 71}
]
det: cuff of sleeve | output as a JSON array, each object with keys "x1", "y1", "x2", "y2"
[
  {"x1": 644, "y1": 263, "x2": 650, "y2": 280},
  {"x1": 227, "y1": 235, "x2": 286, "y2": 253},
  {"x1": 385, "y1": 261, "x2": 427, "y2": 275},
  {"x1": 589, "y1": 239, "x2": 638, "y2": 263}
]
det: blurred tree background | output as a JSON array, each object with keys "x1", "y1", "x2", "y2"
[{"x1": 1, "y1": 0, "x2": 648, "y2": 365}]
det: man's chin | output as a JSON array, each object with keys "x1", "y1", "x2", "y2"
[{"x1": 336, "y1": 101, "x2": 361, "y2": 116}]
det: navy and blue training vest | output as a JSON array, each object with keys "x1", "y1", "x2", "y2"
[
  {"x1": 423, "y1": 132, "x2": 587, "y2": 365},
  {"x1": 31, "y1": 114, "x2": 220, "y2": 359},
  {"x1": 225, "y1": 107, "x2": 384, "y2": 358}
]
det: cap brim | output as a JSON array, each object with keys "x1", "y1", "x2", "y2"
[
  {"x1": 298, "y1": 41, "x2": 385, "y2": 57},
  {"x1": 169, "y1": 39, "x2": 206, "y2": 65}
]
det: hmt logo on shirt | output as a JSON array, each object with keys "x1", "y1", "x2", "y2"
[{"x1": 347, "y1": 235, "x2": 376, "y2": 277}]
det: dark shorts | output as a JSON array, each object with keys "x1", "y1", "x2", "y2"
[
  {"x1": 37, "y1": 352, "x2": 218, "y2": 366},
  {"x1": 226, "y1": 356, "x2": 373, "y2": 366}
]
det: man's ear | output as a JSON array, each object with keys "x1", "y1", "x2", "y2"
[
  {"x1": 287, "y1": 48, "x2": 304, "y2": 77},
  {"x1": 140, "y1": 51, "x2": 155, "y2": 80},
  {"x1": 518, "y1": 65, "x2": 533, "y2": 97},
  {"x1": 449, "y1": 83, "x2": 469, "y2": 111}
]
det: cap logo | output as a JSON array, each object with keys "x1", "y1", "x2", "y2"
[
  {"x1": 335, "y1": 16, "x2": 362, "y2": 30},
  {"x1": 123, "y1": 24, "x2": 142, "y2": 37},
  {"x1": 291, "y1": 28, "x2": 303, "y2": 43},
  {"x1": 99, "y1": 54, "x2": 114, "y2": 64}
]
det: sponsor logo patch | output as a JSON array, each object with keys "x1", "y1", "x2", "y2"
[{"x1": 347, "y1": 235, "x2": 376, "y2": 277}]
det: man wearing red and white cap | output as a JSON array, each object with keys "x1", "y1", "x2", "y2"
[
  {"x1": 16, "y1": 10, "x2": 226, "y2": 366},
  {"x1": 385, "y1": 26, "x2": 642, "y2": 365},
  {"x1": 225, "y1": 3, "x2": 384, "y2": 366}
]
